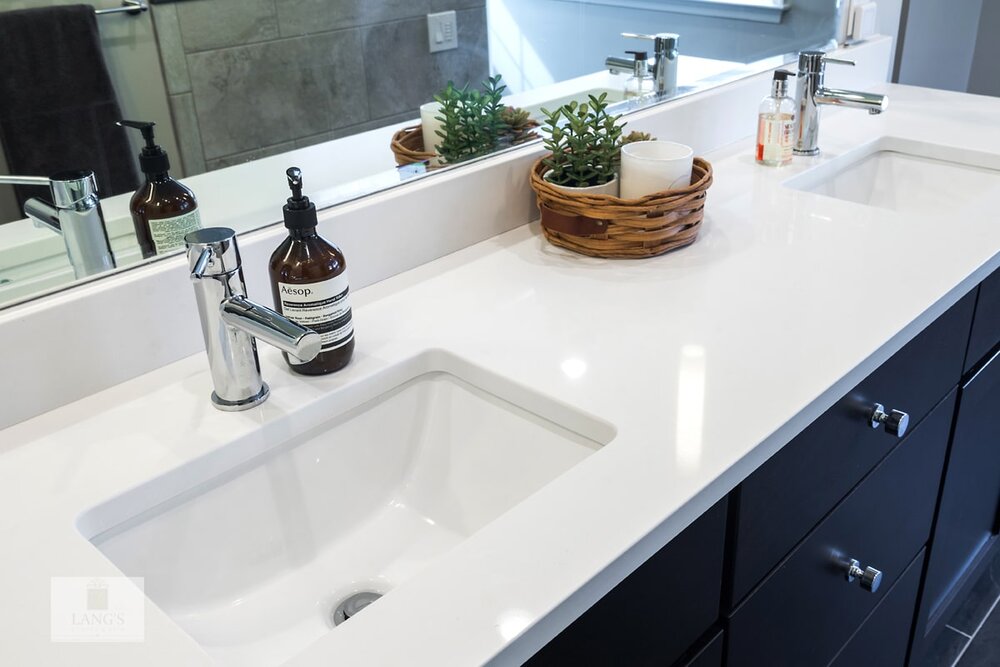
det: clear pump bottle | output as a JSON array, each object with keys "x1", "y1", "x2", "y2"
[
  {"x1": 624, "y1": 50, "x2": 653, "y2": 103},
  {"x1": 755, "y1": 70, "x2": 796, "y2": 167}
]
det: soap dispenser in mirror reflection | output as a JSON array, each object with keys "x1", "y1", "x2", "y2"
[
  {"x1": 624, "y1": 50, "x2": 653, "y2": 102},
  {"x1": 268, "y1": 167, "x2": 355, "y2": 375},
  {"x1": 755, "y1": 70, "x2": 796, "y2": 167},
  {"x1": 118, "y1": 120, "x2": 201, "y2": 258}
]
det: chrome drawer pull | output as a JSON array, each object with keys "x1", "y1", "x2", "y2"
[
  {"x1": 845, "y1": 558, "x2": 882, "y2": 593},
  {"x1": 869, "y1": 403, "x2": 910, "y2": 437}
]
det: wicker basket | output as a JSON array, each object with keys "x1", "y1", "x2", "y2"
[
  {"x1": 530, "y1": 156, "x2": 713, "y2": 259},
  {"x1": 392, "y1": 122, "x2": 542, "y2": 168},
  {"x1": 390, "y1": 125, "x2": 437, "y2": 167}
]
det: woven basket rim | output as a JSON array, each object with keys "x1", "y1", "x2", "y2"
[
  {"x1": 391, "y1": 125, "x2": 436, "y2": 164},
  {"x1": 531, "y1": 154, "x2": 712, "y2": 208}
]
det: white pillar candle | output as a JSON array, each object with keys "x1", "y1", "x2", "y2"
[
  {"x1": 420, "y1": 102, "x2": 445, "y2": 165},
  {"x1": 620, "y1": 141, "x2": 694, "y2": 199}
]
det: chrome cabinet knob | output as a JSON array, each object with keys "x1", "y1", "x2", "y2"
[
  {"x1": 845, "y1": 558, "x2": 882, "y2": 592},
  {"x1": 869, "y1": 403, "x2": 910, "y2": 437}
]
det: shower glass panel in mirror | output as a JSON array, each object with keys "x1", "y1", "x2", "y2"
[{"x1": 0, "y1": 0, "x2": 843, "y2": 308}]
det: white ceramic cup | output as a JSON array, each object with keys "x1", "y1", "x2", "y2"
[
  {"x1": 420, "y1": 101, "x2": 445, "y2": 164},
  {"x1": 620, "y1": 141, "x2": 694, "y2": 199}
]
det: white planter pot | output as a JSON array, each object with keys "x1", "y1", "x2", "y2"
[{"x1": 544, "y1": 171, "x2": 619, "y2": 197}]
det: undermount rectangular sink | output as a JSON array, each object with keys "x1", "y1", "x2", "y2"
[
  {"x1": 784, "y1": 137, "x2": 1000, "y2": 216},
  {"x1": 77, "y1": 353, "x2": 613, "y2": 666}
]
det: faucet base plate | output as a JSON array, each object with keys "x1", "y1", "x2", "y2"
[
  {"x1": 794, "y1": 147, "x2": 821, "y2": 157},
  {"x1": 210, "y1": 383, "x2": 270, "y2": 412}
]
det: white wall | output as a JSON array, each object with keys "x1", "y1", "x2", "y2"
[
  {"x1": 875, "y1": 0, "x2": 904, "y2": 77},
  {"x1": 968, "y1": 0, "x2": 1000, "y2": 97},
  {"x1": 896, "y1": 0, "x2": 984, "y2": 92}
]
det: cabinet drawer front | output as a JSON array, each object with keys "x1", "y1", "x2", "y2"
[
  {"x1": 727, "y1": 391, "x2": 954, "y2": 667},
  {"x1": 729, "y1": 292, "x2": 975, "y2": 605},
  {"x1": 525, "y1": 499, "x2": 727, "y2": 667},
  {"x1": 966, "y1": 266, "x2": 1000, "y2": 372},
  {"x1": 829, "y1": 548, "x2": 924, "y2": 667}
]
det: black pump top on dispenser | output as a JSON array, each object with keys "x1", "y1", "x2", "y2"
[
  {"x1": 117, "y1": 120, "x2": 170, "y2": 177},
  {"x1": 283, "y1": 167, "x2": 318, "y2": 230}
]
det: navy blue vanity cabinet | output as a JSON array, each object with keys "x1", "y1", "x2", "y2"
[
  {"x1": 965, "y1": 266, "x2": 1000, "y2": 373},
  {"x1": 914, "y1": 345, "x2": 1000, "y2": 657},
  {"x1": 677, "y1": 628, "x2": 724, "y2": 667},
  {"x1": 726, "y1": 291, "x2": 976, "y2": 608},
  {"x1": 524, "y1": 498, "x2": 727, "y2": 667},
  {"x1": 726, "y1": 391, "x2": 954, "y2": 667},
  {"x1": 829, "y1": 547, "x2": 925, "y2": 667}
]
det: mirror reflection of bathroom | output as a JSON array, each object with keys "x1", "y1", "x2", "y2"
[{"x1": 0, "y1": 0, "x2": 843, "y2": 308}]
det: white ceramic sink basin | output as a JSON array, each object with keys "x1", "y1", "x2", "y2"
[
  {"x1": 785, "y1": 137, "x2": 1000, "y2": 216},
  {"x1": 77, "y1": 354, "x2": 612, "y2": 666}
]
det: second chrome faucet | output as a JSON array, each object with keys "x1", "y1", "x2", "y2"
[
  {"x1": 794, "y1": 50, "x2": 888, "y2": 156},
  {"x1": 606, "y1": 32, "x2": 680, "y2": 98},
  {"x1": 186, "y1": 227, "x2": 320, "y2": 411}
]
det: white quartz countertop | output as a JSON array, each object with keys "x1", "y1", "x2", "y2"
[{"x1": 3, "y1": 83, "x2": 1000, "y2": 666}]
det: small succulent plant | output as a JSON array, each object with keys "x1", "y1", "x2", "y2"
[
  {"x1": 622, "y1": 130, "x2": 654, "y2": 145},
  {"x1": 541, "y1": 93, "x2": 624, "y2": 188},
  {"x1": 434, "y1": 75, "x2": 506, "y2": 164},
  {"x1": 499, "y1": 106, "x2": 540, "y2": 146}
]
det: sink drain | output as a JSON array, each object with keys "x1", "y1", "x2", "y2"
[{"x1": 331, "y1": 591, "x2": 382, "y2": 626}]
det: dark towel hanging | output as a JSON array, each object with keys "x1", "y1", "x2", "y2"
[{"x1": 0, "y1": 5, "x2": 139, "y2": 210}]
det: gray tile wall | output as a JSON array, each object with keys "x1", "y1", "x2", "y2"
[{"x1": 151, "y1": 0, "x2": 488, "y2": 175}]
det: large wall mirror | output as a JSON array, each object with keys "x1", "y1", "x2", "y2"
[{"x1": 0, "y1": 0, "x2": 843, "y2": 309}]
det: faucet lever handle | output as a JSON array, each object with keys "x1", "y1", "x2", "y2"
[
  {"x1": 190, "y1": 247, "x2": 214, "y2": 280},
  {"x1": 621, "y1": 31, "x2": 655, "y2": 40},
  {"x1": 823, "y1": 57, "x2": 856, "y2": 67}
]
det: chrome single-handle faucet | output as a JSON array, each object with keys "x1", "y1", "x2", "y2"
[
  {"x1": 606, "y1": 32, "x2": 680, "y2": 97},
  {"x1": 0, "y1": 170, "x2": 116, "y2": 279},
  {"x1": 794, "y1": 50, "x2": 888, "y2": 156},
  {"x1": 185, "y1": 228, "x2": 321, "y2": 411}
]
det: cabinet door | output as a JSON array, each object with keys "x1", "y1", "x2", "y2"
[
  {"x1": 921, "y1": 349, "x2": 1000, "y2": 630},
  {"x1": 525, "y1": 499, "x2": 727, "y2": 667}
]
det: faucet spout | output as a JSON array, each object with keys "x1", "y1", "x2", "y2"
[
  {"x1": 815, "y1": 87, "x2": 888, "y2": 114},
  {"x1": 220, "y1": 296, "x2": 322, "y2": 361},
  {"x1": 605, "y1": 55, "x2": 635, "y2": 76},
  {"x1": 186, "y1": 228, "x2": 320, "y2": 412},
  {"x1": 23, "y1": 198, "x2": 61, "y2": 233}
]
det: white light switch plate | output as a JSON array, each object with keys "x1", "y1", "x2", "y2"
[
  {"x1": 427, "y1": 10, "x2": 458, "y2": 53},
  {"x1": 850, "y1": 2, "x2": 879, "y2": 41}
]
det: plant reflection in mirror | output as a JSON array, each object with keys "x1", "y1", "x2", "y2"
[{"x1": 434, "y1": 75, "x2": 506, "y2": 164}]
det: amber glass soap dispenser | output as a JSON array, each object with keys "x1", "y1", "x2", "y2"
[
  {"x1": 118, "y1": 120, "x2": 201, "y2": 258},
  {"x1": 269, "y1": 167, "x2": 354, "y2": 375}
]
